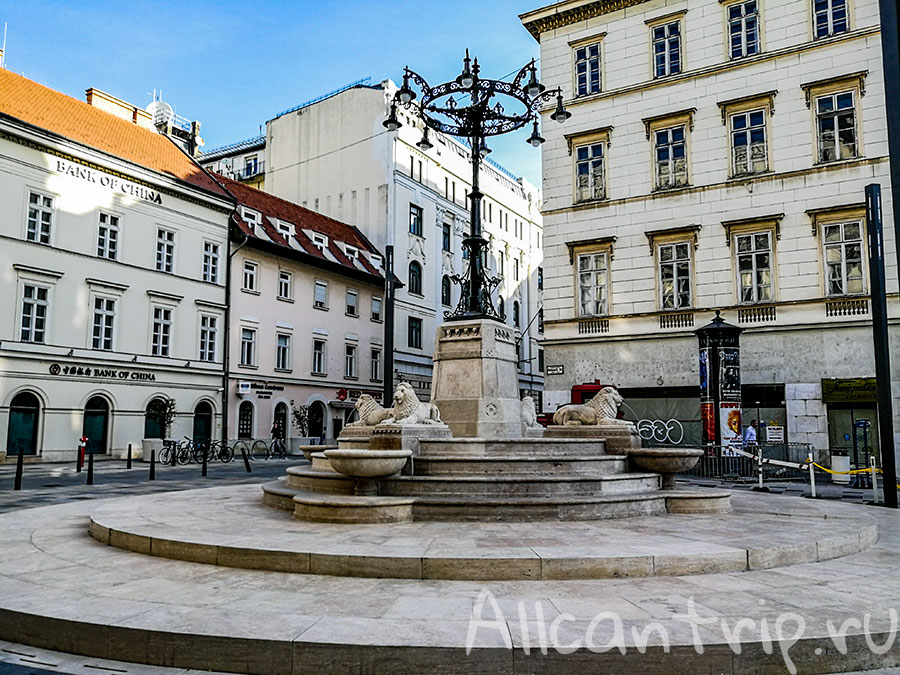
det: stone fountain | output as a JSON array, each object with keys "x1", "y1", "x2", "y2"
[{"x1": 262, "y1": 318, "x2": 728, "y2": 523}]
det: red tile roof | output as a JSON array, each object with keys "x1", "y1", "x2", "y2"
[
  {"x1": 0, "y1": 68, "x2": 228, "y2": 198},
  {"x1": 216, "y1": 174, "x2": 384, "y2": 280}
]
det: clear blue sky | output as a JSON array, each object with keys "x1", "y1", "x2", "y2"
[{"x1": 0, "y1": 0, "x2": 544, "y2": 185}]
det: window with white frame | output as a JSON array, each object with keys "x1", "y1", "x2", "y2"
[
  {"x1": 20, "y1": 284, "x2": 48, "y2": 343},
  {"x1": 344, "y1": 344, "x2": 357, "y2": 378},
  {"x1": 276, "y1": 220, "x2": 295, "y2": 237},
  {"x1": 199, "y1": 315, "x2": 217, "y2": 362},
  {"x1": 654, "y1": 126, "x2": 688, "y2": 188},
  {"x1": 371, "y1": 348, "x2": 382, "y2": 381},
  {"x1": 244, "y1": 155, "x2": 258, "y2": 177},
  {"x1": 278, "y1": 270, "x2": 293, "y2": 300},
  {"x1": 156, "y1": 228, "x2": 175, "y2": 273},
  {"x1": 371, "y1": 296, "x2": 383, "y2": 321},
  {"x1": 240, "y1": 327, "x2": 256, "y2": 366},
  {"x1": 312, "y1": 339, "x2": 326, "y2": 375},
  {"x1": 242, "y1": 261, "x2": 259, "y2": 292},
  {"x1": 575, "y1": 142, "x2": 605, "y2": 202},
  {"x1": 346, "y1": 289, "x2": 359, "y2": 316},
  {"x1": 312, "y1": 233, "x2": 328, "y2": 251},
  {"x1": 731, "y1": 109, "x2": 767, "y2": 175},
  {"x1": 814, "y1": 0, "x2": 848, "y2": 38},
  {"x1": 91, "y1": 297, "x2": 116, "y2": 350},
  {"x1": 276, "y1": 333, "x2": 291, "y2": 370},
  {"x1": 658, "y1": 242, "x2": 692, "y2": 309},
  {"x1": 97, "y1": 212, "x2": 119, "y2": 260},
  {"x1": 442, "y1": 223, "x2": 452, "y2": 252},
  {"x1": 728, "y1": 1, "x2": 759, "y2": 59},
  {"x1": 409, "y1": 203, "x2": 423, "y2": 237},
  {"x1": 314, "y1": 280, "x2": 328, "y2": 308},
  {"x1": 651, "y1": 21, "x2": 682, "y2": 78},
  {"x1": 241, "y1": 207, "x2": 260, "y2": 229},
  {"x1": 408, "y1": 317, "x2": 422, "y2": 349},
  {"x1": 151, "y1": 307, "x2": 172, "y2": 357},
  {"x1": 823, "y1": 221, "x2": 864, "y2": 295},
  {"x1": 578, "y1": 252, "x2": 609, "y2": 317},
  {"x1": 735, "y1": 232, "x2": 773, "y2": 303},
  {"x1": 816, "y1": 91, "x2": 857, "y2": 162},
  {"x1": 203, "y1": 242, "x2": 220, "y2": 283},
  {"x1": 575, "y1": 42, "x2": 602, "y2": 96},
  {"x1": 344, "y1": 245, "x2": 358, "y2": 261},
  {"x1": 26, "y1": 191, "x2": 54, "y2": 245}
]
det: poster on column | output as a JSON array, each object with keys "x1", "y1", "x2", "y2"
[
  {"x1": 719, "y1": 402, "x2": 742, "y2": 451},
  {"x1": 718, "y1": 347, "x2": 741, "y2": 402}
]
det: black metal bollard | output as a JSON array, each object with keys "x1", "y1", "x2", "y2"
[
  {"x1": 201, "y1": 444, "x2": 208, "y2": 478},
  {"x1": 76, "y1": 444, "x2": 83, "y2": 473},
  {"x1": 13, "y1": 450, "x2": 24, "y2": 491},
  {"x1": 127, "y1": 443, "x2": 132, "y2": 469},
  {"x1": 87, "y1": 449, "x2": 94, "y2": 486},
  {"x1": 149, "y1": 448, "x2": 156, "y2": 481},
  {"x1": 240, "y1": 447, "x2": 252, "y2": 473}
]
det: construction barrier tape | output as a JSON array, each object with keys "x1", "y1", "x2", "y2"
[{"x1": 726, "y1": 451, "x2": 900, "y2": 489}]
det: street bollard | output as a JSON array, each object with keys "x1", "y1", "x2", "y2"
[
  {"x1": 808, "y1": 451, "x2": 817, "y2": 498},
  {"x1": 149, "y1": 448, "x2": 156, "y2": 481},
  {"x1": 13, "y1": 449, "x2": 24, "y2": 491},
  {"x1": 76, "y1": 439, "x2": 84, "y2": 473},
  {"x1": 201, "y1": 444, "x2": 208, "y2": 478},
  {"x1": 241, "y1": 447, "x2": 252, "y2": 473},
  {"x1": 871, "y1": 457, "x2": 881, "y2": 504},
  {"x1": 87, "y1": 448, "x2": 94, "y2": 486},
  {"x1": 127, "y1": 443, "x2": 132, "y2": 469}
]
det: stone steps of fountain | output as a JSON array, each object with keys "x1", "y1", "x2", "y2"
[
  {"x1": 416, "y1": 437, "x2": 607, "y2": 458},
  {"x1": 412, "y1": 454, "x2": 627, "y2": 476}
]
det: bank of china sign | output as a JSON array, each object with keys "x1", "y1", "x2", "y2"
[{"x1": 55, "y1": 159, "x2": 163, "y2": 205}]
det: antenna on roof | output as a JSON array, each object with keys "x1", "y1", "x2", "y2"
[{"x1": 1, "y1": 23, "x2": 8, "y2": 69}]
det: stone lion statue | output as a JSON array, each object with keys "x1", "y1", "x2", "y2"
[
  {"x1": 382, "y1": 382, "x2": 442, "y2": 425},
  {"x1": 346, "y1": 394, "x2": 393, "y2": 427},
  {"x1": 521, "y1": 396, "x2": 540, "y2": 429},
  {"x1": 552, "y1": 387, "x2": 624, "y2": 426}
]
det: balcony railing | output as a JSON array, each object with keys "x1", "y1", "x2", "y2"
[
  {"x1": 825, "y1": 297, "x2": 869, "y2": 317},
  {"x1": 738, "y1": 305, "x2": 777, "y2": 324},
  {"x1": 659, "y1": 312, "x2": 694, "y2": 329},
  {"x1": 578, "y1": 318, "x2": 609, "y2": 335}
]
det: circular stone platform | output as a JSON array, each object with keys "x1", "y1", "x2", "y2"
[
  {"x1": 87, "y1": 485, "x2": 876, "y2": 581},
  {"x1": 2, "y1": 487, "x2": 898, "y2": 675}
]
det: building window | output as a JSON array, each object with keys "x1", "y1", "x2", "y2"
[
  {"x1": 514, "y1": 258, "x2": 520, "y2": 282},
  {"x1": 498, "y1": 296, "x2": 505, "y2": 318},
  {"x1": 538, "y1": 267, "x2": 544, "y2": 290},
  {"x1": 513, "y1": 301, "x2": 520, "y2": 327},
  {"x1": 655, "y1": 126, "x2": 688, "y2": 189},
  {"x1": 575, "y1": 42, "x2": 602, "y2": 96},
  {"x1": 409, "y1": 203, "x2": 423, "y2": 237},
  {"x1": 276, "y1": 333, "x2": 291, "y2": 370},
  {"x1": 730, "y1": 110, "x2": 768, "y2": 175},
  {"x1": 344, "y1": 344, "x2": 357, "y2": 378},
  {"x1": 199, "y1": 315, "x2": 217, "y2": 362},
  {"x1": 26, "y1": 191, "x2": 54, "y2": 245},
  {"x1": 659, "y1": 242, "x2": 692, "y2": 309},
  {"x1": 91, "y1": 297, "x2": 116, "y2": 351},
  {"x1": 816, "y1": 91, "x2": 857, "y2": 162},
  {"x1": 442, "y1": 222, "x2": 452, "y2": 251},
  {"x1": 312, "y1": 339, "x2": 326, "y2": 375},
  {"x1": 371, "y1": 296, "x2": 383, "y2": 321},
  {"x1": 241, "y1": 207, "x2": 260, "y2": 229},
  {"x1": 242, "y1": 261, "x2": 259, "y2": 292},
  {"x1": 578, "y1": 252, "x2": 609, "y2": 316},
  {"x1": 276, "y1": 220, "x2": 294, "y2": 237},
  {"x1": 652, "y1": 21, "x2": 682, "y2": 78},
  {"x1": 575, "y1": 142, "x2": 605, "y2": 202},
  {"x1": 156, "y1": 228, "x2": 175, "y2": 273},
  {"x1": 151, "y1": 307, "x2": 172, "y2": 357},
  {"x1": 441, "y1": 275, "x2": 452, "y2": 306},
  {"x1": 314, "y1": 280, "x2": 328, "y2": 309},
  {"x1": 408, "y1": 261, "x2": 423, "y2": 295},
  {"x1": 203, "y1": 242, "x2": 220, "y2": 283},
  {"x1": 728, "y1": 1, "x2": 759, "y2": 59},
  {"x1": 20, "y1": 284, "x2": 48, "y2": 344},
  {"x1": 240, "y1": 327, "x2": 256, "y2": 366},
  {"x1": 97, "y1": 212, "x2": 119, "y2": 260},
  {"x1": 538, "y1": 348, "x2": 545, "y2": 373},
  {"x1": 824, "y1": 221, "x2": 864, "y2": 295},
  {"x1": 814, "y1": 0, "x2": 848, "y2": 38},
  {"x1": 346, "y1": 289, "x2": 359, "y2": 316},
  {"x1": 538, "y1": 308, "x2": 544, "y2": 333},
  {"x1": 312, "y1": 233, "x2": 328, "y2": 251},
  {"x1": 278, "y1": 270, "x2": 293, "y2": 300},
  {"x1": 371, "y1": 348, "x2": 382, "y2": 381},
  {"x1": 735, "y1": 232, "x2": 773, "y2": 303},
  {"x1": 244, "y1": 155, "x2": 258, "y2": 176},
  {"x1": 408, "y1": 317, "x2": 422, "y2": 349}
]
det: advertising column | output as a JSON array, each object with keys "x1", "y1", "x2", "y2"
[{"x1": 695, "y1": 311, "x2": 743, "y2": 454}]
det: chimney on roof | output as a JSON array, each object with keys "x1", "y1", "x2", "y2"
[{"x1": 85, "y1": 88, "x2": 155, "y2": 131}]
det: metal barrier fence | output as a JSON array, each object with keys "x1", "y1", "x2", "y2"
[{"x1": 685, "y1": 444, "x2": 816, "y2": 483}]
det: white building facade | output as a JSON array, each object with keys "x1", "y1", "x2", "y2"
[
  {"x1": 0, "y1": 71, "x2": 231, "y2": 461},
  {"x1": 202, "y1": 81, "x2": 547, "y2": 405},
  {"x1": 522, "y1": 0, "x2": 899, "y2": 461}
]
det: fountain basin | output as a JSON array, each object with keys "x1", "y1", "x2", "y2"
[
  {"x1": 324, "y1": 449, "x2": 412, "y2": 495},
  {"x1": 629, "y1": 447, "x2": 703, "y2": 489}
]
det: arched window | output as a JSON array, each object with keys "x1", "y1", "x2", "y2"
[
  {"x1": 7, "y1": 392, "x2": 40, "y2": 456},
  {"x1": 513, "y1": 301, "x2": 520, "y2": 327},
  {"x1": 441, "y1": 275, "x2": 452, "y2": 306},
  {"x1": 408, "y1": 261, "x2": 422, "y2": 295},
  {"x1": 238, "y1": 401, "x2": 253, "y2": 439},
  {"x1": 144, "y1": 397, "x2": 168, "y2": 439},
  {"x1": 498, "y1": 296, "x2": 505, "y2": 319}
]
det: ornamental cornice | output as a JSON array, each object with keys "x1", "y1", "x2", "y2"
[{"x1": 520, "y1": 0, "x2": 650, "y2": 42}]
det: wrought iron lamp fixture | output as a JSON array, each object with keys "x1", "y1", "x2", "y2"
[{"x1": 383, "y1": 50, "x2": 569, "y2": 322}]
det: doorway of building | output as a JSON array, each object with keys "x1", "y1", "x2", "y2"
[
  {"x1": 332, "y1": 417, "x2": 343, "y2": 440},
  {"x1": 827, "y1": 405, "x2": 879, "y2": 470},
  {"x1": 144, "y1": 398, "x2": 167, "y2": 439},
  {"x1": 273, "y1": 402, "x2": 288, "y2": 441},
  {"x1": 238, "y1": 401, "x2": 253, "y2": 439},
  {"x1": 308, "y1": 402, "x2": 326, "y2": 443},
  {"x1": 193, "y1": 402, "x2": 213, "y2": 448},
  {"x1": 83, "y1": 396, "x2": 110, "y2": 455},
  {"x1": 7, "y1": 392, "x2": 40, "y2": 456}
]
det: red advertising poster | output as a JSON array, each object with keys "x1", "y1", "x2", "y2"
[{"x1": 701, "y1": 402, "x2": 716, "y2": 451}]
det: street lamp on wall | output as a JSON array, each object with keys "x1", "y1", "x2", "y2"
[{"x1": 385, "y1": 50, "x2": 569, "y2": 322}]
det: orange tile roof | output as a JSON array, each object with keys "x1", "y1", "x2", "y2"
[{"x1": 0, "y1": 68, "x2": 228, "y2": 198}]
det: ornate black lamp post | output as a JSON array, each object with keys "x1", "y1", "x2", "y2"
[{"x1": 384, "y1": 50, "x2": 570, "y2": 322}]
